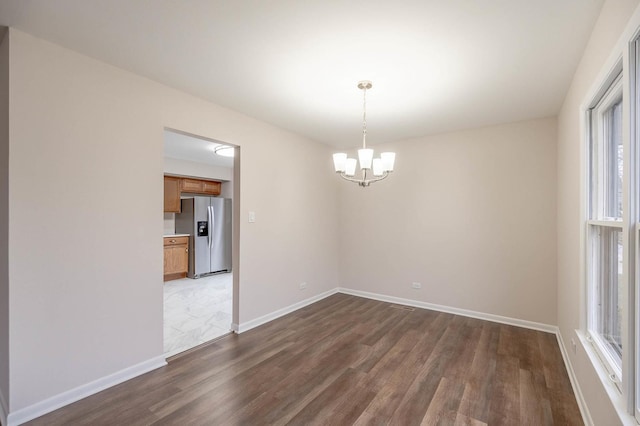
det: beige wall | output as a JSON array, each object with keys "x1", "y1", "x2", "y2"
[
  {"x1": 339, "y1": 117, "x2": 558, "y2": 325},
  {"x1": 0, "y1": 27, "x2": 10, "y2": 416},
  {"x1": 8, "y1": 28, "x2": 339, "y2": 413},
  {"x1": 238, "y1": 130, "x2": 339, "y2": 322},
  {"x1": 557, "y1": 0, "x2": 640, "y2": 424}
]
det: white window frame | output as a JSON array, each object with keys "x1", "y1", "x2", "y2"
[
  {"x1": 631, "y1": 32, "x2": 640, "y2": 423},
  {"x1": 586, "y1": 68, "x2": 627, "y2": 392}
]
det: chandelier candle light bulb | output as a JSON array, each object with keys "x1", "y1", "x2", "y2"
[
  {"x1": 345, "y1": 158, "x2": 358, "y2": 176},
  {"x1": 381, "y1": 152, "x2": 396, "y2": 171},
  {"x1": 358, "y1": 148, "x2": 374, "y2": 169},
  {"x1": 332, "y1": 153, "x2": 347, "y2": 172},
  {"x1": 372, "y1": 158, "x2": 383, "y2": 176},
  {"x1": 332, "y1": 80, "x2": 395, "y2": 187}
]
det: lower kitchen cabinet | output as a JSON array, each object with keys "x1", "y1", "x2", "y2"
[{"x1": 164, "y1": 236, "x2": 189, "y2": 281}]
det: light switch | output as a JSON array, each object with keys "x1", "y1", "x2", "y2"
[{"x1": 248, "y1": 211, "x2": 256, "y2": 223}]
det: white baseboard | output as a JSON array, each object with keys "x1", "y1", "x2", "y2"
[
  {"x1": 0, "y1": 289, "x2": 582, "y2": 426},
  {"x1": 236, "y1": 288, "x2": 339, "y2": 333},
  {"x1": 555, "y1": 331, "x2": 593, "y2": 426},
  {"x1": 338, "y1": 288, "x2": 594, "y2": 425},
  {"x1": 337, "y1": 287, "x2": 557, "y2": 333},
  {"x1": 236, "y1": 286, "x2": 556, "y2": 335},
  {"x1": 6, "y1": 356, "x2": 166, "y2": 426}
]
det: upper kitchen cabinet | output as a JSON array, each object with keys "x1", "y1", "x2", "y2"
[
  {"x1": 164, "y1": 175, "x2": 223, "y2": 213},
  {"x1": 164, "y1": 176, "x2": 182, "y2": 213},
  {"x1": 180, "y1": 178, "x2": 202, "y2": 193},
  {"x1": 202, "y1": 180, "x2": 221, "y2": 195},
  {"x1": 181, "y1": 178, "x2": 221, "y2": 196}
]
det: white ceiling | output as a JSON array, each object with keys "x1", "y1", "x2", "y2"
[
  {"x1": 164, "y1": 130, "x2": 234, "y2": 168},
  {"x1": 0, "y1": 0, "x2": 604, "y2": 148}
]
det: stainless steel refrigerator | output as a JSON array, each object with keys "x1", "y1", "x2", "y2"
[{"x1": 175, "y1": 197, "x2": 232, "y2": 278}]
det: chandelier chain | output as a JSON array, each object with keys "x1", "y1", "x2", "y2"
[{"x1": 362, "y1": 86, "x2": 367, "y2": 149}]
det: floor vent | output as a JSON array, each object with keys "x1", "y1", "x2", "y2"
[{"x1": 389, "y1": 304, "x2": 415, "y2": 311}]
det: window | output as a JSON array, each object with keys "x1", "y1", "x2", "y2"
[
  {"x1": 589, "y1": 227, "x2": 623, "y2": 366},
  {"x1": 584, "y1": 26, "x2": 640, "y2": 423},
  {"x1": 586, "y1": 70, "x2": 624, "y2": 382}
]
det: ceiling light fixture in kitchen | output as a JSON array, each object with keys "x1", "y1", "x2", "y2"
[
  {"x1": 332, "y1": 80, "x2": 395, "y2": 187},
  {"x1": 214, "y1": 145, "x2": 234, "y2": 157}
]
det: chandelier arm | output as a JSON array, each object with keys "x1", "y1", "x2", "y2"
[
  {"x1": 363, "y1": 171, "x2": 390, "y2": 185},
  {"x1": 337, "y1": 171, "x2": 390, "y2": 187},
  {"x1": 337, "y1": 173, "x2": 366, "y2": 184}
]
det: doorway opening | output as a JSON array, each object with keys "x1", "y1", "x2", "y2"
[{"x1": 162, "y1": 129, "x2": 237, "y2": 357}]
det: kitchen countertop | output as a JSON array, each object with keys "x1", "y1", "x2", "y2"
[{"x1": 164, "y1": 234, "x2": 190, "y2": 238}]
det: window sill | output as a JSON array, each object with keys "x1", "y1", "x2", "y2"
[{"x1": 576, "y1": 330, "x2": 637, "y2": 425}]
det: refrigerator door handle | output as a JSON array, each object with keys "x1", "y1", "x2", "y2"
[
  {"x1": 208, "y1": 205, "x2": 215, "y2": 249},
  {"x1": 207, "y1": 206, "x2": 211, "y2": 248}
]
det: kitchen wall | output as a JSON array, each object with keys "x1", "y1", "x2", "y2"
[
  {"x1": 220, "y1": 181, "x2": 233, "y2": 199},
  {"x1": 163, "y1": 157, "x2": 232, "y2": 181},
  {"x1": 7, "y1": 27, "x2": 339, "y2": 416},
  {"x1": 557, "y1": 0, "x2": 640, "y2": 423},
  {"x1": 0, "y1": 27, "x2": 10, "y2": 419},
  {"x1": 163, "y1": 214, "x2": 176, "y2": 235},
  {"x1": 338, "y1": 117, "x2": 558, "y2": 325}
]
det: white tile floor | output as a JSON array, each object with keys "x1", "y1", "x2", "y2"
[{"x1": 163, "y1": 272, "x2": 232, "y2": 357}]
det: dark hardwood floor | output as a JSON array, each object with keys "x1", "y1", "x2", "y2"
[{"x1": 27, "y1": 294, "x2": 583, "y2": 425}]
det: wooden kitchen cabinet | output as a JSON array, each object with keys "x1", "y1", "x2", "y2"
[
  {"x1": 165, "y1": 176, "x2": 222, "y2": 213},
  {"x1": 164, "y1": 236, "x2": 189, "y2": 281},
  {"x1": 202, "y1": 180, "x2": 221, "y2": 195},
  {"x1": 164, "y1": 176, "x2": 182, "y2": 213},
  {"x1": 181, "y1": 178, "x2": 221, "y2": 196},
  {"x1": 180, "y1": 178, "x2": 203, "y2": 193}
]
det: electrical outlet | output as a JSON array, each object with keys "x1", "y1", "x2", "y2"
[
  {"x1": 411, "y1": 282, "x2": 422, "y2": 289},
  {"x1": 571, "y1": 338, "x2": 577, "y2": 354},
  {"x1": 299, "y1": 282, "x2": 307, "y2": 290}
]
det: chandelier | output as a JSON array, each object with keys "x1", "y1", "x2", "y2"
[{"x1": 332, "y1": 80, "x2": 395, "y2": 187}]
